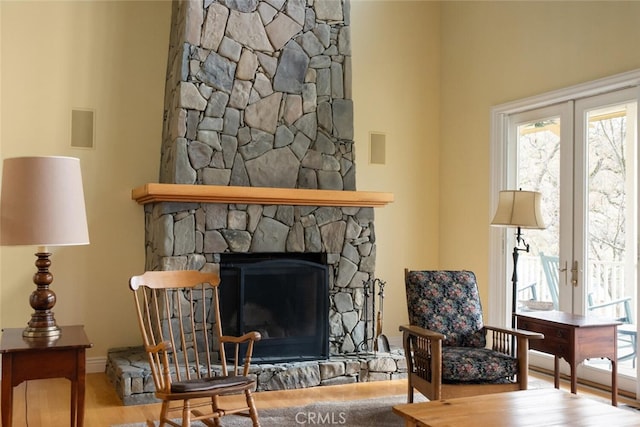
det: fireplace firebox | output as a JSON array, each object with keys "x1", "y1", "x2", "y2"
[{"x1": 219, "y1": 253, "x2": 329, "y2": 363}]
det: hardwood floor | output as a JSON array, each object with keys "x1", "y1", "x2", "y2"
[
  {"x1": 10, "y1": 373, "x2": 407, "y2": 426},
  {"x1": 5, "y1": 372, "x2": 638, "y2": 426}
]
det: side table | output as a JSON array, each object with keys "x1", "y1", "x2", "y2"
[
  {"x1": 515, "y1": 311, "x2": 620, "y2": 405},
  {"x1": 0, "y1": 325, "x2": 92, "y2": 426}
]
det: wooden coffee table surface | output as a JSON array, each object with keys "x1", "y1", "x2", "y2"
[{"x1": 393, "y1": 388, "x2": 640, "y2": 427}]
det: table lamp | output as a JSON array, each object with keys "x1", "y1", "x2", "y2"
[
  {"x1": 491, "y1": 189, "x2": 545, "y2": 326},
  {"x1": 0, "y1": 156, "x2": 89, "y2": 339}
]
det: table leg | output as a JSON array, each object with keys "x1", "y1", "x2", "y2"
[
  {"x1": 612, "y1": 326, "x2": 619, "y2": 407},
  {"x1": 77, "y1": 349, "x2": 86, "y2": 427},
  {"x1": 554, "y1": 355, "x2": 560, "y2": 389},
  {"x1": 1, "y1": 356, "x2": 12, "y2": 427},
  {"x1": 71, "y1": 377, "x2": 78, "y2": 427},
  {"x1": 570, "y1": 361, "x2": 577, "y2": 394},
  {"x1": 611, "y1": 358, "x2": 618, "y2": 406}
]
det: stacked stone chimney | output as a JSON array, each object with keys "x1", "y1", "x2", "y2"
[
  {"x1": 144, "y1": 0, "x2": 377, "y2": 355},
  {"x1": 160, "y1": 0, "x2": 355, "y2": 191}
]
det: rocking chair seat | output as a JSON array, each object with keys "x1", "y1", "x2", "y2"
[
  {"x1": 171, "y1": 375, "x2": 254, "y2": 393},
  {"x1": 443, "y1": 347, "x2": 518, "y2": 383}
]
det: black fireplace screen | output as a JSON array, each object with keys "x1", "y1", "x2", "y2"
[{"x1": 219, "y1": 254, "x2": 329, "y2": 363}]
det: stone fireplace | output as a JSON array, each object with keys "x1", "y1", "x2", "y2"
[
  {"x1": 137, "y1": 186, "x2": 384, "y2": 354},
  {"x1": 106, "y1": 0, "x2": 401, "y2": 404},
  {"x1": 141, "y1": 0, "x2": 390, "y2": 356}
]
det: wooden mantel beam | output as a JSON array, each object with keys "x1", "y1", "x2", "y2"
[{"x1": 132, "y1": 183, "x2": 394, "y2": 208}]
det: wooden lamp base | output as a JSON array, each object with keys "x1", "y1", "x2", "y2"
[{"x1": 23, "y1": 252, "x2": 61, "y2": 339}]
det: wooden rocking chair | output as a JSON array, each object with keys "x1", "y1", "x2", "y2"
[{"x1": 129, "y1": 268, "x2": 261, "y2": 427}]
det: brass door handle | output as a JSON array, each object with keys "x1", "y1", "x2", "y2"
[
  {"x1": 571, "y1": 260, "x2": 579, "y2": 287},
  {"x1": 559, "y1": 261, "x2": 568, "y2": 273}
]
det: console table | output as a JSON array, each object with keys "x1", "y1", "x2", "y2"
[
  {"x1": 515, "y1": 311, "x2": 620, "y2": 405},
  {"x1": 0, "y1": 325, "x2": 92, "y2": 426}
]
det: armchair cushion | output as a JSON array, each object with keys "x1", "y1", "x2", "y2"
[
  {"x1": 406, "y1": 270, "x2": 486, "y2": 348},
  {"x1": 443, "y1": 347, "x2": 518, "y2": 383}
]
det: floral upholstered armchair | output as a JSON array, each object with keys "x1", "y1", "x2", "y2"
[{"x1": 400, "y1": 270, "x2": 543, "y2": 402}]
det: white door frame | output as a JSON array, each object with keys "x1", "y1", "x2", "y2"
[{"x1": 489, "y1": 69, "x2": 640, "y2": 395}]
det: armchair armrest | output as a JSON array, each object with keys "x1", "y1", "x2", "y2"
[
  {"x1": 145, "y1": 340, "x2": 172, "y2": 354},
  {"x1": 146, "y1": 341, "x2": 173, "y2": 393},
  {"x1": 399, "y1": 324, "x2": 446, "y2": 341},
  {"x1": 588, "y1": 297, "x2": 633, "y2": 323},
  {"x1": 220, "y1": 331, "x2": 262, "y2": 344},
  {"x1": 484, "y1": 325, "x2": 544, "y2": 340},
  {"x1": 220, "y1": 331, "x2": 262, "y2": 376},
  {"x1": 399, "y1": 324, "x2": 444, "y2": 400},
  {"x1": 484, "y1": 325, "x2": 543, "y2": 384},
  {"x1": 589, "y1": 296, "x2": 631, "y2": 310}
]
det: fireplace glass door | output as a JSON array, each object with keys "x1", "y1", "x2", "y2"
[{"x1": 219, "y1": 256, "x2": 329, "y2": 363}]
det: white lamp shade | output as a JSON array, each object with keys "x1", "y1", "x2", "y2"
[
  {"x1": 0, "y1": 156, "x2": 90, "y2": 246},
  {"x1": 491, "y1": 190, "x2": 546, "y2": 229}
]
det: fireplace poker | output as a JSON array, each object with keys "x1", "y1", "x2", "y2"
[{"x1": 358, "y1": 278, "x2": 372, "y2": 353}]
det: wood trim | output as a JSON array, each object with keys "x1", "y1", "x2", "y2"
[{"x1": 131, "y1": 183, "x2": 394, "y2": 208}]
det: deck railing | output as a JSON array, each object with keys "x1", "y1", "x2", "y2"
[{"x1": 518, "y1": 255, "x2": 635, "y2": 321}]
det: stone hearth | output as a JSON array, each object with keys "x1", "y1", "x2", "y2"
[{"x1": 106, "y1": 346, "x2": 406, "y2": 405}]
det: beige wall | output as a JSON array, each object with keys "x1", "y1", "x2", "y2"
[
  {"x1": 439, "y1": 1, "x2": 640, "y2": 309},
  {"x1": 351, "y1": 0, "x2": 441, "y2": 341},
  {"x1": 0, "y1": 0, "x2": 172, "y2": 358},
  {"x1": 3, "y1": 0, "x2": 640, "y2": 363},
  {"x1": 0, "y1": 0, "x2": 440, "y2": 360}
]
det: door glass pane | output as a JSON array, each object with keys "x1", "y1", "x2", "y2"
[
  {"x1": 584, "y1": 103, "x2": 637, "y2": 377},
  {"x1": 516, "y1": 117, "x2": 561, "y2": 310},
  {"x1": 580, "y1": 100, "x2": 637, "y2": 378}
]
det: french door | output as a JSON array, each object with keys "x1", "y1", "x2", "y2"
[{"x1": 490, "y1": 72, "x2": 640, "y2": 395}]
